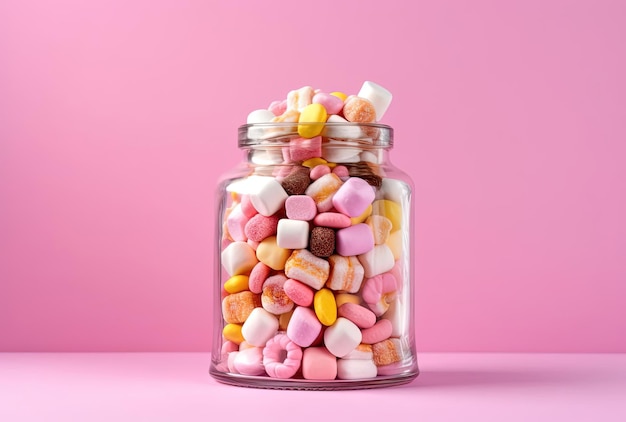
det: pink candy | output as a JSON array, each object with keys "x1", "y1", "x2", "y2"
[{"x1": 332, "y1": 177, "x2": 375, "y2": 217}]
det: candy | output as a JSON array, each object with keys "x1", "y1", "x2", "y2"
[
  {"x1": 224, "y1": 275, "x2": 249, "y2": 294},
  {"x1": 313, "y1": 212, "x2": 351, "y2": 229},
  {"x1": 358, "y1": 244, "x2": 395, "y2": 278},
  {"x1": 357, "y1": 81, "x2": 393, "y2": 121},
  {"x1": 261, "y1": 274, "x2": 294, "y2": 315},
  {"x1": 309, "y1": 164, "x2": 331, "y2": 180},
  {"x1": 372, "y1": 338, "x2": 402, "y2": 367},
  {"x1": 332, "y1": 177, "x2": 376, "y2": 218},
  {"x1": 263, "y1": 333, "x2": 303, "y2": 379},
  {"x1": 304, "y1": 173, "x2": 343, "y2": 213},
  {"x1": 313, "y1": 92, "x2": 344, "y2": 115},
  {"x1": 309, "y1": 227, "x2": 335, "y2": 258},
  {"x1": 233, "y1": 347, "x2": 265, "y2": 376},
  {"x1": 281, "y1": 167, "x2": 311, "y2": 196},
  {"x1": 283, "y1": 278, "x2": 314, "y2": 307},
  {"x1": 372, "y1": 199, "x2": 402, "y2": 231},
  {"x1": 285, "y1": 195, "x2": 317, "y2": 221},
  {"x1": 322, "y1": 115, "x2": 363, "y2": 140},
  {"x1": 221, "y1": 241, "x2": 258, "y2": 276},
  {"x1": 289, "y1": 136, "x2": 322, "y2": 162},
  {"x1": 248, "y1": 262, "x2": 271, "y2": 294},
  {"x1": 248, "y1": 176, "x2": 288, "y2": 217},
  {"x1": 287, "y1": 86, "x2": 315, "y2": 112},
  {"x1": 241, "y1": 307, "x2": 279, "y2": 347},
  {"x1": 298, "y1": 103, "x2": 328, "y2": 138},
  {"x1": 222, "y1": 291, "x2": 260, "y2": 324},
  {"x1": 335, "y1": 224, "x2": 374, "y2": 256},
  {"x1": 366, "y1": 215, "x2": 393, "y2": 245},
  {"x1": 276, "y1": 219, "x2": 309, "y2": 249},
  {"x1": 302, "y1": 347, "x2": 337, "y2": 380},
  {"x1": 244, "y1": 214, "x2": 279, "y2": 242},
  {"x1": 337, "y1": 303, "x2": 376, "y2": 329},
  {"x1": 222, "y1": 323, "x2": 244, "y2": 344},
  {"x1": 324, "y1": 317, "x2": 362, "y2": 358},
  {"x1": 256, "y1": 236, "x2": 292, "y2": 271},
  {"x1": 313, "y1": 288, "x2": 337, "y2": 326},
  {"x1": 226, "y1": 204, "x2": 250, "y2": 242},
  {"x1": 337, "y1": 359, "x2": 377, "y2": 380},
  {"x1": 286, "y1": 306, "x2": 322, "y2": 348},
  {"x1": 284, "y1": 249, "x2": 330, "y2": 290},
  {"x1": 361, "y1": 319, "x2": 393, "y2": 344},
  {"x1": 342, "y1": 343, "x2": 373, "y2": 360},
  {"x1": 342, "y1": 96, "x2": 376, "y2": 123},
  {"x1": 326, "y1": 255, "x2": 364, "y2": 293}
]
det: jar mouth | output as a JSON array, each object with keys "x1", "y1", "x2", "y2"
[{"x1": 238, "y1": 122, "x2": 393, "y2": 148}]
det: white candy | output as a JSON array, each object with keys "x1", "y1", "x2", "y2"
[
  {"x1": 233, "y1": 347, "x2": 265, "y2": 376},
  {"x1": 225, "y1": 204, "x2": 248, "y2": 242},
  {"x1": 227, "y1": 351, "x2": 240, "y2": 374},
  {"x1": 358, "y1": 244, "x2": 395, "y2": 278},
  {"x1": 385, "y1": 230, "x2": 403, "y2": 260},
  {"x1": 342, "y1": 345, "x2": 374, "y2": 360},
  {"x1": 276, "y1": 219, "x2": 309, "y2": 249},
  {"x1": 322, "y1": 141, "x2": 362, "y2": 163},
  {"x1": 367, "y1": 298, "x2": 390, "y2": 317},
  {"x1": 251, "y1": 149, "x2": 284, "y2": 165},
  {"x1": 360, "y1": 150, "x2": 381, "y2": 164},
  {"x1": 221, "y1": 241, "x2": 258, "y2": 276},
  {"x1": 247, "y1": 109, "x2": 277, "y2": 139},
  {"x1": 324, "y1": 317, "x2": 362, "y2": 358},
  {"x1": 322, "y1": 115, "x2": 363, "y2": 139},
  {"x1": 327, "y1": 255, "x2": 364, "y2": 293},
  {"x1": 248, "y1": 176, "x2": 288, "y2": 217},
  {"x1": 381, "y1": 178, "x2": 409, "y2": 205},
  {"x1": 337, "y1": 359, "x2": 377, "y2": 380},
  {"x1": 383, "y1": 298, "x2": 407, "y2": 337},
  {"x1": 357, "y1": 81, "x2": 393, "y2": 121},
  {"x1": 241, "y1": 307, "x2": 279, "y2": 347}
]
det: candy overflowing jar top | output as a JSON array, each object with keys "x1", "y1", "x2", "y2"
[{"x1": 240, "y1": 81, "x2": 394, "y2": 148}]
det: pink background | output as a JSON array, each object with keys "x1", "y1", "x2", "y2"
[{"x1": 1, "y1": 0, "x2": 624, "y2": 353}]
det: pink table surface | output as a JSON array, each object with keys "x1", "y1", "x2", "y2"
[{"x1": 1, "y1": 353, "x2": 625, "y2": 421}]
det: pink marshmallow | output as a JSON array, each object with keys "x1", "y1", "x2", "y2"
[
  {"x1": 302, "y1": 347, "x2": 337, "y2": 380},
  {"x1": 240, "y1": 195, "x2": 258, "y2": 218},
  {"x1": 335, "y1": 224, "x2": 375, "y2": 256},
  {"x1": 331, "y1": 165, "x2": 350, "y2": 180},
  {"x1": 332, "y1": 177, "x2": 376, "y2": 218},
  {"x1": 289, "y1": 136, "x2": 322, "y2": 162},
  {"x1": 285, "y1": 195, "x2": 317, "y2": 221},
  {"x1": 268, "y1": 99, "x2": 287, "y2": 116},
  {"x1": 362, "y1": 272, "x2": 398, "y2": 304},
  {"x1": 233, "y1": 347, "x2": 265, "y2": 376},
  {"x1": 226, "y1": 204, "x2": 250, "y2": 242},
  {"x1": 286, "y1": 306, "x2": 322, "y2": 348}
]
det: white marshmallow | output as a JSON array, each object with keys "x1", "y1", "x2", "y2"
[
  {"x1": 357, "y1": 81, "x2": 393, "y2": 121},
  {"x1": 227, "y1": 351, "x2": 240, "y2": 374},
  {"x1": 337, "y1": 359, "x2": 377, "y2": 380},
  {"x1": 358, "y1": 244, "x2": 395, "y2": 278},
  {"x1": 241, "y1": 307, "x2": 279, "y2": 347},
  {"x1": 225, "y1": 204, "x2": 249, "y2": 242},
  {"x1": 276, "y1": 219, "x2": 309, "y2": 249},
  {"x1": 385, "y1": 230, "x2": 403, "y2": 260},
  {"x1": 342, "y1": 344, "x2": 374, "y2": 360},
  {"x1": 221, "y1": 241, "x2": 258, "y2": 276},
  {"x1": 324, "y1": 317, "x2": 362, "y2": 357},
  {"x1": 247, "y1": 109, "x2": 277, "y2": 139},
  {"x1": 360, "y1": 150, "x2": 381, "y2": 164},
  {"x1": 233, "y1": 347, "x2": 265, "y2": 376},
  {"x1": 381, "y1": 178, "x2": 410, "y2": 205},
  {"x1": 383, "y1": 298, "x2": 407, "y2": 337},
  {"x1": 322, "y1": 115, "x2": 363, "y2": 139},
  {"x1": 248, "y1": 176, "x2": 288, "y2": 216},
  {"x1": 251, "y1": 149, "x2": 284, "y2": 165},
  {"x1": 322, "y1": 143, "x2": 362, "y2": 163}
]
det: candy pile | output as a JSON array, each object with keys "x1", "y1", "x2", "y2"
[{"x1": 217, "y1": 82, "x2": 411, "y2": 381}]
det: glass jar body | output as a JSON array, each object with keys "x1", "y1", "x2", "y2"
[{"x1": 210, "y1": 123, "x2": 418, "y2": 389}]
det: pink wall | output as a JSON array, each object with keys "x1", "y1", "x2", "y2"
[{"x1": 1, "y1": 0, "x2": 624, "y2": 352}]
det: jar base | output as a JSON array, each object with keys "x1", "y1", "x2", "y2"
[{"x1": 209, "y1": 367, "x2": 419, "y2": 391}]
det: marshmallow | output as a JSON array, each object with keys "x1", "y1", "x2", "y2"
[
  {"x1": 302, "y1": 347, "x2": 337, "y2": 380},
  {"x1": 327, "y1": 255, "x2": 365, "y2": 293},
  {"x1": 372, "y1": 338, "x2": 403, "y2": 367},
  {"x1": 276, "y1": 219, "x2": 309, "y2": 249},
  {"x1": 380, "y1": 178, "x2": 409, "y2": 204},
  {"x1": 233, "y1": 347, "x2": 265, "y2": 376},
  {"x1": 357, "y1": 81, "x2": 393, "y2": 121},
  {"x1": 372, "y1": 199, "x2": 402, "y2": 232},
  {"x1": 244, "y1": 214, "x2": 279, "y2": 242},
  {"x1": 248, "y1": 176, "x2": 288, "y2": 217},
  {"x1": 335, "y1": 224, "x2": 375, "y2": 256},
  {"x1": 289, "y1": 136, "x2": 322, "y2": 162},
  {"x1": 284, "y1": 249, "x2": 330, "y2": 290},
  {"x1": 241, "y1": 307, "x2": 279, "y2": 347},
  {"x1": 386, "y1": 229, "x2": 403, "y2": 260},
  {"x1": 221, "y1": 241, "x2": 258, "y2": 276},
  {"x1": 312, "y1": 92, "x2": 343, "y2": 115},
  {"x1": 383, "y1": 298, "x2": 408, "y2": 338},
  {"x1": 222, "y1": 291, "x2": 260, "y2": 324},
  {"x1": 342, "y1": 343, "x2": 373, "y2": 360},
  {"x1": 322, "y1": 115, "x2": 363, "y2": 139},
  {"x1": 305, "y1": 173, "x2": 343, "y2": 213},
  {"x1": 226, "y1": 204, "x2": 250, "y2": 242},
  {"x1": 332, "y1": 177, "x2": 376, "y2": 218},
  {"x1": 285, "y1": 195, "x2": 317, "y2": 221},
  {"x1": 366, "y1": 215, "x2": 393, "y2": 245},
  {"x1": 287, "y1": 306, "x2": 322, "y2": 348},
  {"x1": 324, "y1": 317, "x2": 362, "y2": 358},
  {"x1": 256, "y1": 236, "x2": 292, "y2": 271},
  {"x1": 309, "y1": 164, "x2": 331, "y2": 180},
  {"x1": 337, "y1": 359, "x2": 377, "y2": 380},
  {"x1": 287, "y1": 86, "x2": 315, "y2": 112},
  {"x1": 358, "y1": 244, "x2": 395, "y2": 278}
]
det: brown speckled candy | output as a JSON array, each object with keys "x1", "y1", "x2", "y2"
[
  {"x1": 309, "y1": 227, "x2": 335, "y2": 257},
  {"x1": 281, "y1": 167, "x2": 311, "y2": 195}
]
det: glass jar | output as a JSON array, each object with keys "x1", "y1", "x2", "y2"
[{"x1": 210, "y1": 122, "x2": 418, "y2": 389}]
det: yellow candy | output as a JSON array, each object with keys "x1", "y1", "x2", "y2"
[
  {"x1": 330, "y1": 91, "x2": 348, "y2": 102},
  {"x1": 314, "y1": 288, "x2": 337, "y2": 326},
  {"x1": 335, "y1": 293, "x2": 360, "y2": 308},
  {"x1": 256, "y1": 236, "x2": 292, "y2": 270},
  {"x1": 223, "y1": 323, "x2": 244, "y2": 344},
  {"x1": 224, "y1": 275, "x2": 249, "y2": 294},
  {"x1": 298, "y1": 103, "x2": 328, "y2": 138},
  {"x1": 372, "y1": 199, "x2": 402, "y2": 231},
  {"x1": 302, "y1": 157, "x2": 328, "y2": 168},
  {"x1": 386, "y1": 230, "x2": 403, "y2": 260},
  {"x1": 351, "y1": 204, "x2": 373, "y2": 225}
]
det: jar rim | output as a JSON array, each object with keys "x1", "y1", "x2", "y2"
[{"x1": 238, "y1": 122, "x2": 393, "y2": 148}]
